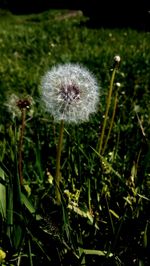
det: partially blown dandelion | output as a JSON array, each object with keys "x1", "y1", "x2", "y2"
[
  {"x1": 6, "y1": 94, "x2": 34, "y2": 119},
  {"x1": 41, "y1": 63, "x2": 99, "y2": 123},
  {"x1": 6, "y1": 94, "x2": 34, "y2": 186}
]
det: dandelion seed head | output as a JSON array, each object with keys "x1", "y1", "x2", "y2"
[
  {"x1": 114, "y1": 55, "x2": 121, "y2": 63},
  {"x1": 113, "y1": 55, "x2": 121, "y2": 69},
  {"x1": 41, "y1": 63, "x2": 100, "y2": 123},
  {"x1": 5, "y1": 94, "x2": 34, "y2": 119}
]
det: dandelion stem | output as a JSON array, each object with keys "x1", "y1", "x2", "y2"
[
  {"x1": 98, "y1": 67, "x2": 116, "y2": 155},
  {"x1": 102, "y1": 90, "x2": 118, "y2": 155},
  {"x1": 55, "y1": 119, "x2": 64, "y2": 205},
  {"x1": 18, "y1": 108, "x2": 26, "y2": 186}
]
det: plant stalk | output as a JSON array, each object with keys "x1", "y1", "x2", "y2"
[
  {"x1": 98, "y1": 68, "x2": 116, "y2": 155},
  {"x1": 18, "y1": 108, "x2": 26, "y2": 186},
  {"x1": 102, "y1": 90, "x2": 118, "y2": 155},
  {"x1": 55, "y1": 119, "x2": 64, "y2": 205}
]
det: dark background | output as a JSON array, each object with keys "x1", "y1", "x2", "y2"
[{"x1": 0, "y1": 0, "x2": 150, "y2": 30}]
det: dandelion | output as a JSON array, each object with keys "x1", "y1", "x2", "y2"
[
  {"x1": 6, "y1": 94, "x2": 34, "y2": 119},
  {"x1": 113, "y1": 55, "x2": 121, "y2": 69},
  {"x1": 5, "y1": 94, "x2": 34, "y2": 186},
  {"x1": 41, "y1": 63, "x2": 100, "y2": 204},
  {"x1": 114, "y1": 55, "x2": 121, "y2": 63},
  {"x1": 41, "y1": 63, "x2": 99, "y2": 123}
]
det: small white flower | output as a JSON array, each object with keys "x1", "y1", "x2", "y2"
[{"x1": 41, "y1": 63, "x2": 100, "y2": 123}]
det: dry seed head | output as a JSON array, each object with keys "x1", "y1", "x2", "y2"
[
  {"x1": 114, "y1": 55, "x2": 121, "y2": 63},
  {"x1": 41, "y1": 63, "x2": 100, "y2": 123},
  {"x1": 6, "y1": 94, "x2": 34, "y2": 119},
  {"x1": 113, "y1": 55, "x2": 121, "y2": 69}
]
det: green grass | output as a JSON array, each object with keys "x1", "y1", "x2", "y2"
[{"x1": 0, "y1": 8, "x2": 150, "y2": 265}]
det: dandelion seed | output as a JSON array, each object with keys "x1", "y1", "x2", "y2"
[{"x1": 41, "y1": 63, "x2": 100, "y2": 123}]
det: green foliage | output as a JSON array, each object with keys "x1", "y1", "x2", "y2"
[{"x1": 0, "y1": 9, "x2": 150, "y2": 265}]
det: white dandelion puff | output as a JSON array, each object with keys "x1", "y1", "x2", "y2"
[
  {"x1": 41, "y1": 63, "x2": 100, "y2": 123},
  {"x1": 113, "y1": 55, "x2": 121, "y2": 69},
  {"x1": 114, "y1": 55, "x2": 121, "y2": 63}
]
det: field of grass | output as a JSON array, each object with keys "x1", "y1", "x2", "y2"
[{"x1": 0, "y1": 8, "x2": 150, "y2": 265}]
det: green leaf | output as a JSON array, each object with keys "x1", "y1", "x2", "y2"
[
  {"x1": 83, "y1": 249, "x2": 113, "y2": 257},
  {"x1": 137, "y1": 193, "x2": 150, "y2": 201},
  {"x1": 0, "y1": 167, "x2": 6, "y2": 218},
  {"x1": 143, "y1": 222, "x2": 148, "y2": 248},
  {"x1": 109, "y1": 209, "x2": 119, "y2": 219},
  {"x1": 0, "y1": 167, "x2": 6, "y2": 185},
  {"x1": 68, "y1": 203, "x2": 99, "y2": 229},
  {"x1": 21, "y1": 193, "x2": 42, "y2": 221}
]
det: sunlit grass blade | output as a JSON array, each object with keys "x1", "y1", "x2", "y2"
[
  {"x1": 21, "y1": 193, "x2": 42, "y2": 221},
  {"x1": 0, "y1": 167, "x2": 6, "y2": 219}
]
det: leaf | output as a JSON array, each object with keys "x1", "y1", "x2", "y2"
[
  {"x1": 0, "y1": 167, "x2": 6, "y2": 185},
  {"x1": 0, "y1": 167, "x2": 6, "y2": 218},
  {"x1": 143, "y1": 222, "x2": 148, "y2": 248},
  {"x1": 82, "y1": 249, "x2": 113, "y2": 257},
  {"x1": 109, "y1": 209, "x2": 119, "y2": 219},
  {"x1": 137, "y1": 193, "x2": 150, "y2": 201},
  {"x1": 68, "y1": 203, "x2": 99, "y2": 229},
  {"x1": 21, "y1": 193, "x2": 42, "y2": 221}
]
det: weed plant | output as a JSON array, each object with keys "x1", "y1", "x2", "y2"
[{"x1": 0, "y1": 8, "x2": 150, "y2": 266}]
